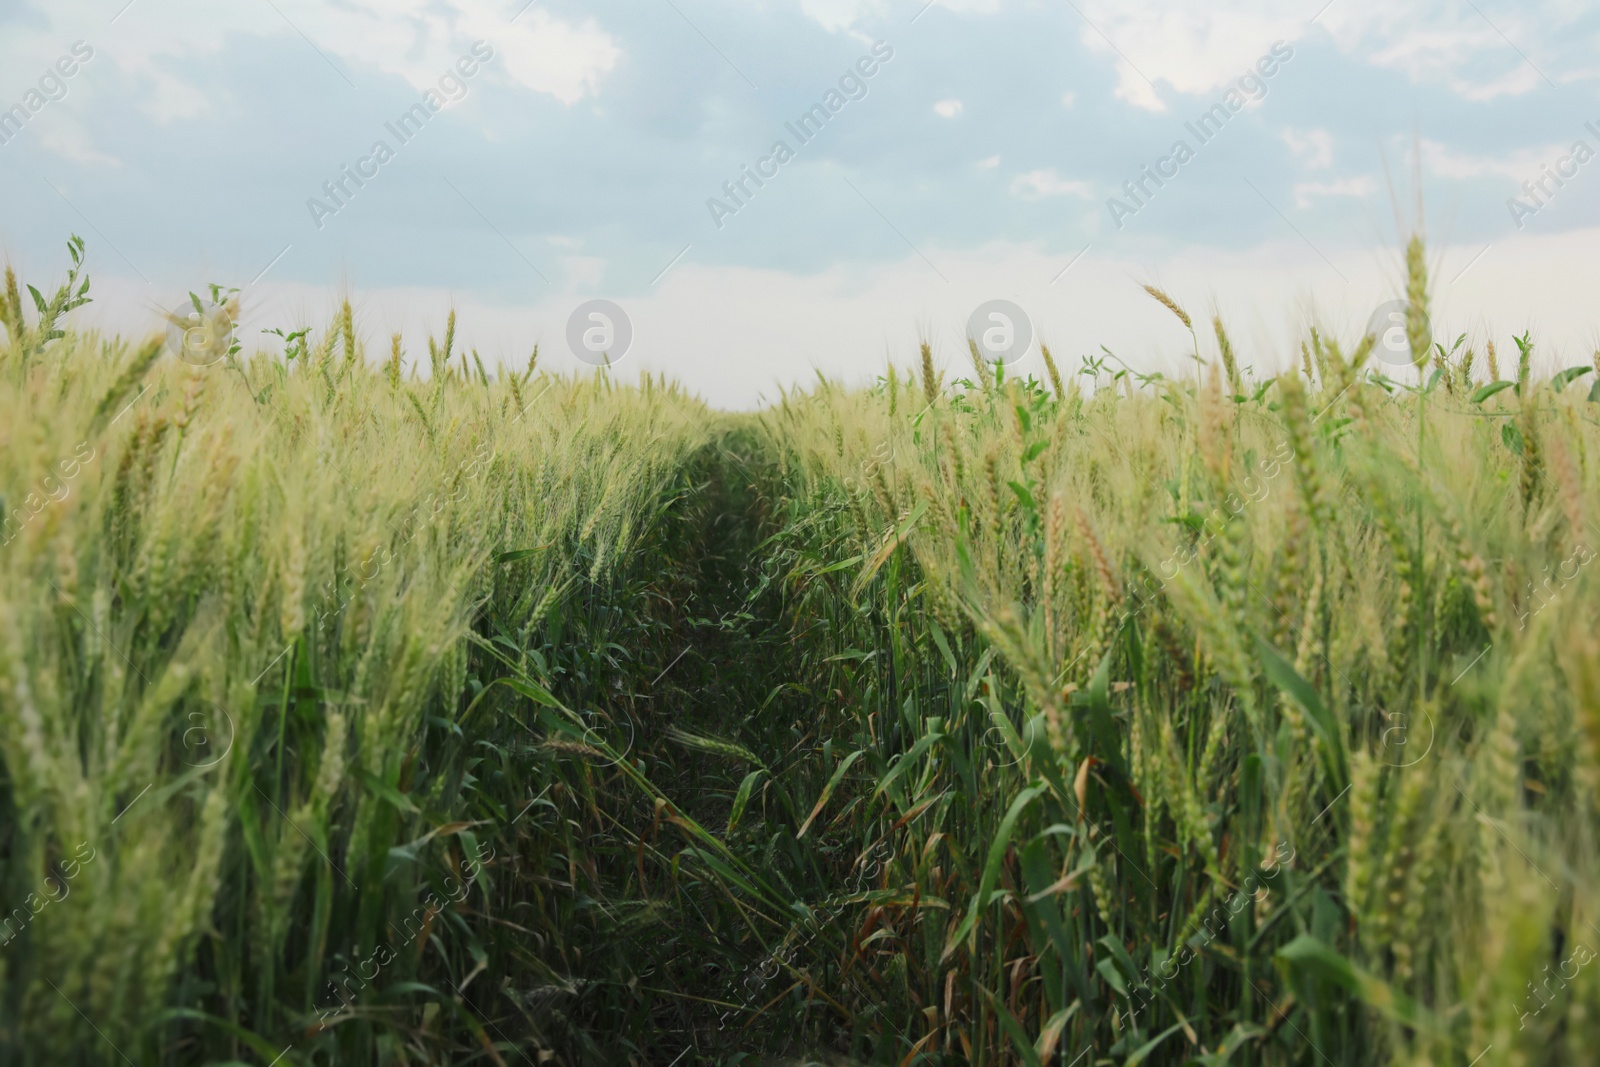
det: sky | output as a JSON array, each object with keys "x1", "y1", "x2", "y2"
[{"x1": 2, "y1": 0, "x2": 1598, "y2": 407}]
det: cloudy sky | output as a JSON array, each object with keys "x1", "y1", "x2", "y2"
[{"x1": 1, "y1": 0, "x2": 1598, "y2": 406}]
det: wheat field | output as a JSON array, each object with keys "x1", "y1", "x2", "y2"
[{"x1": 2, "y1": 238, "x2": 1598, "y2": 1065}]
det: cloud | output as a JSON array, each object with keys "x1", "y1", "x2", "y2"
[
  {"x1": 1010, "y1": 168, "x2": 1093, "y2": 199},
  {"x1": 933, "y1": 98, "x2": 963, "y2": 118},
  {"x1": 448, "y1": 8, "x2": 621, "y2": 106},
  {"x1": 1422, "y1": 137, "x2": 1564, "y2": 181},
  {"x1": 33, "y1": 119, "x2": 121, "y2": 167},
  {"x1": 977, "y1": 154, "x2": 1000, "y2": 169},
  {"x1": 557, "y1": 254, "x2": 608, "y2": 289},
  {"x1": 278, "y1": 1, "x2": 622, "y2": 107},
  {"x1": 1292, "y1": 176, "x2": 1375, "y2": 209},
  {"x1": 1316, "y1": 1, "x2": 1585, "y2": 100},
  {"x1": 1068, "y1": 1, "x2": 1306, "y2": 109},
  {"x1": 796, "y1": 0, "x2": 1002, "y2": 31},
  {"x1": 0, "y1": 0, "x2": 621, "y2": 126},
  {"x1": 1063, "y1": 1, "x2": 1593, "y2": 107},
  {"x1": 1110, "y1": 67, "x2": 1166, "y2": 113},
  {"x1": 795, "y1": 0, "x2": 886, "y2": 32},
  {"x1": 1281, "y1": 127, "x2": 1333, "y2": 170},
  {"x1": 789, "y1": 1, "x2": 1590, "y2": 111}
]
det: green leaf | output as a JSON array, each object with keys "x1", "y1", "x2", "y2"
[
  {"x1": 1277, "y1": 935, "x2": 1433, "y2": 1032},
  {"x1": 977, "y1": 985, "x2": 1046, "y2": 1067},
  {"x1": 156, "y1": 1009, "x2": 292, "y2": 1060},
  {"x1": 234, "y1": 785, "x2": 272, "y2": 888},
  {"x1": 1022, "y1": 712, "x2": 1072, "y2": 801},
  {"x1": 385, "y1": 981, "x2": 444, "y2": 997},
  {"x1": 1502, "y1": 422, "x2": 1525, "y2": 455},
  {"x1": 872, "y1": 724, "x2": 944, "y2": 801},
  {"x1": 1254, "y1": 638, "x2": 1347, "y2": 791},
  {"x1": 1126, "y1": 1021, "x2": 1188, "y2": 1065},
  {"x1": 852, "y1": 500, "x2": 926, "y2": 598},
  {"x1": 1034, "y1": 1004, "x2": 1080, "y2": 1062},
  {"x1": 1471, "y1": 380, "x2": 1515, "y2": 404},
  {"x1": 357, "y1": 767, "x2": 419, "y2": 813},
  {"x1": 988, "y1": 709, "x2": 1031, "y2": 768},
  {"x1": 1096, "y1": 933, "x2": 1140, "y2": 988},
  {"x1": 943, "y1": 783, "x2": 1046, "y2": 960},
  {"x1": 928, "y1": 620, "x2": 959, "y2": 675},
  {"x1": 727, "y1": 769, "x2": 764, "y2": 833},
  {"x1": 1590, "y1": 377, "x2": 1600, "y2": 403},
  {"x1": 1553, "y1": 365, "x2": 1594, "y2": 392},
  {"x1": 1008, "y1": 480, "x2": 1037, "y2": 511},
  {"x1": 1095, "y1": 957, "x2": 1129, "y2": 996},
  {"x1": 683, "y1": 846, "x2": 771, "y2": 908},
  {"x1": 506, "y1": 677, "x2": 562, "y2": 708},
  {"x1": 796, "y1": 749, "x2": 864, "y2": 838},
  {"x1": 1018, "y1": 839, "x2": 1078, "y2": 998},
  {"x1": 27, "y1": 285, "x2": 47, "y2": 316},
  {"x1": 1071, "y1": 644, "x2": 1122, "y2": 776}
]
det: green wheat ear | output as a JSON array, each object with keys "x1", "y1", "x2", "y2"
[
  {"x1": 966, "y1": 336, "x2": 991, "y2": 391},
  {"x1": 1040, "y1": 342, "x2": 1066, "y2": 400},
  {"x1": 918, "y1": 339, "x2": 938, "y2": 405},
  {"x1": 1212, "y1": 315, "x2": 1241, "y2": 397},
  {"x1": 1405, "y1": 233, "x2": 1430, "y2": 373}
]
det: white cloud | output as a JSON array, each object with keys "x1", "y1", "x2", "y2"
[
  {"x1": 1065, "y1": 0, "x2": 1591, "y2": 107},
  {"x1": 281, "y1": 1, "x2": 622, "y2": 108},
  {"x1": 33, "y1": 119, "x2": 121, "y2": 167},
  {"x1": 797, "y1": 0, "x2": 1002, "y2": 32},
  {"x1": 1281, "y1": 127, "x2": 1333, "y2": 170},
  {"x1": 1317, "y1": 1, "x2": 1583, "y2": 100},
  {"x1": 977, "y1": 154, "x2": 1001, "y2": 169},
  {"x1": 1111, "y1": 70, "x2": 1167, "y2": 113},
  {"x1": 1010, "y1": 168, "x2": 1093, "y2": 199},
  {"x1": 1070, "y1": 1, "x2": 1306, "y2": 109},
  {"x1": 796, "y1": 0, "x2": 886, "y2": 32},
  {"x1": 1292, "y1": 176, "x2": 1375, "y2": 209},
  {"x1": 557, "y1": 254, "x2": 608, "y2": 288},
  {"x1": 798, "y1": 0, "x2": 1590, "y2": 108},
  {"x1": 933, "y1": 98, "x2": 963, "y2": 118},
  {"x1": 0, "y1": 0, "x2": 620, "y2": 128},
  {"x1": 808, "y1": 1, "x2": 1300, "y2": 109},
  {"x1": 1061, "y1": 91, "x2": 1076, "y2": 107},
  {"x1": 1422, "y1": 138, "x2": 1564, "y2": 181}
]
